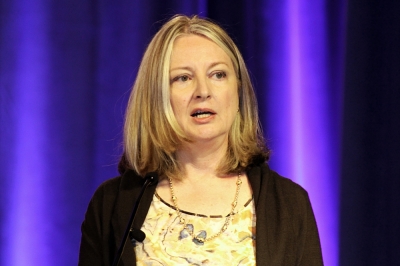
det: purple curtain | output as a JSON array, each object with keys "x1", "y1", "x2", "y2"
[
  {"x1": 340, "y1": 0, "x2": 400, "y2": 265},
  {"x1": 1, "y1": 0, "x2": 399, "y2": 265}
]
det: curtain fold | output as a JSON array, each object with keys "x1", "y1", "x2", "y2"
[{"x1": 340, "y1": 0, "x2": 400, "y2": 265}]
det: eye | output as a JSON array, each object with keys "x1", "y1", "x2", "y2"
[
  {"x1": 172, "y1": 75, "x2": 190, "y2": 83},
  {"x1": 212, "y1": 71, "x2": 227, "y2": 80}
]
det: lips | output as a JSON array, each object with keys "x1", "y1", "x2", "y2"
[{"x1": 190, "y1": 109, "x2": 216, "y2": 118}]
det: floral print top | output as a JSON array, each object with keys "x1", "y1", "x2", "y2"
[{"x1": 133, "y1": 192, "x2": 256, "y2": 265}]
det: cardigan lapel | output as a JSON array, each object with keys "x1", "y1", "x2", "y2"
[
  {"x1": 247, "y1": 165, "x2": 262, "y2": 204},
  {"x1": 247, "y1": 164, "x2": 272, "y2": 266},
  {"x1": 111, "y1": 170, "x2": 158, "y2": 265}
]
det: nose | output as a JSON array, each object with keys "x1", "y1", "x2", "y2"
[{"x1": 194, "y1": 77, "x2": 211, "y2": 99}]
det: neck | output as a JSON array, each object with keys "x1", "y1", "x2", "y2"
[{"x1": 176, "y1": 137, "x2": 228, "y2": 179}]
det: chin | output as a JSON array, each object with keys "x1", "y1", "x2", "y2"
[{"x1": 188, "y1": 131, "x2": 228, "y2": 143}]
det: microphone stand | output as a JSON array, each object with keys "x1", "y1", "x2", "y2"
[{"x1": 112, "y1": 172, "x2": 158, "y2": 266}]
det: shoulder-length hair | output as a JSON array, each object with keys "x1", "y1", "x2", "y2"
[{"x1": 119, "y1": 15, "x2": 269, "y2": 179}]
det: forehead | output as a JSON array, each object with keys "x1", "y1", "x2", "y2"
[{"x1": 170, "y1": 34, "x2": 232, "y2": 66}]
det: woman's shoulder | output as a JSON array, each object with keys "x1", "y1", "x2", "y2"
[
  {"x1": 259, "y1": 163, "x2": 307, "y2": 192},
  {"x1": 84, "y1": 176, "x2": 122, "y2": 217},
  {"x1": 83, "y1": 171, "x2": 144, "y2": 223},
  {"x1": 249, "y1": 164, "x2": 323, "y2": 264},
  {"x1": 249, "y1": 163, "x2": 315, "y2": 226},
  {"x1": 248, "y1": 163, "x2": 310, "y2": 204},
  {"x1": 91, "y1": 176, "x2": 122, "y2": 199},
  {"x1": 91, "y1": 170, "x2": 143, "y2": 200}
]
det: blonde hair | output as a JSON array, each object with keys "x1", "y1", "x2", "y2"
[{"x1": 120, "y1": 15, "x2": 269, "y2": 179}]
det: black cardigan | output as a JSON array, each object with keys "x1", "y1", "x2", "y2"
[{"x1": 79, "y1": 164, "x2": 323, "y2": 265}]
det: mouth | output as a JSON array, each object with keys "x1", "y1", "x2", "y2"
[{"x1": 190, "y1": 109, "x2": 216, "y2": 118}]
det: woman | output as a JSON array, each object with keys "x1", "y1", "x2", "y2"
[{"x1": 79, "y1": 15, "x2": 323, "y2": 265}]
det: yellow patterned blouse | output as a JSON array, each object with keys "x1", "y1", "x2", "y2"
[{"x1": 133, "y1": 192, "x2": 256, "y2": 265}]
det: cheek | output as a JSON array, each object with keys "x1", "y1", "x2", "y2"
[
  {"x1": 170, "y1": 92, "x2": 179, "y2": 110},
  {"x1": 170, "y1": 93, "x2": 187, "y2": 114},
  {"x1": 225, "y1": 90, "x2": 239, "y2": 111},
  {"x1": 226, "y1": 81, "x2": 239, "y2": 108}
]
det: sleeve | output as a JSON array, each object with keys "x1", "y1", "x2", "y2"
[
  {"x1": 78, "y1": 178, "x2": 119, "y2": 266},
  {"x1": 296, "y1": 190, "x2": 324, "y2": 266}
]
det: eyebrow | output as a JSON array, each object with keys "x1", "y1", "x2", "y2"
[{"x1": 169, "y1": 62, "x2": 229, "y2": 72}]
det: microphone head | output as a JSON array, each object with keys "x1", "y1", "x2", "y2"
[
  {"x1": 144, "y1": 172, "x2": 159, "y2": 184},
  {"x1": 129, "y1": 228, "x2": 146, "y2": 242}
]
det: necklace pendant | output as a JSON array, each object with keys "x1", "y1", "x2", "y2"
[
  {"x1": 193, "y1": 237, "x2": 205, "y2": 246},
  {"x1": 196, "y1": 237, "x2": 205, "y2": 243},
  {"x1": 193, "y1": 230, "x2": 207, "y2": 245},
  {"x1": 168, "y1": 173, "x2": 242, "y2": 243}
]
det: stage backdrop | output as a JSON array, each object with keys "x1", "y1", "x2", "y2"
[{"x1": 1, "y1": 0, "x2": 399, "y2": 265}]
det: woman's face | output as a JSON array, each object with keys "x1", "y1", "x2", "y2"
[{"x1": 169, "y1": 34, "x2": 239, "y2": 145}]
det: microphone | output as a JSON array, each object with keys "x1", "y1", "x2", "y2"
[
  {"x1": 112, "y1": 172, "x2": 159, "y2": 266},
  {"x1": 129, "y1": 228, "x2": 146, "y2": 242}
]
